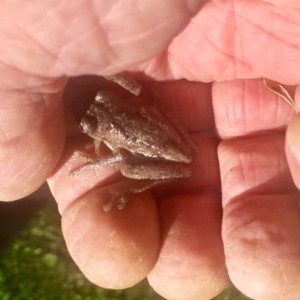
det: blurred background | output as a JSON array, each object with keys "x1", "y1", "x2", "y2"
[{"x1": 0, "y1": 184, "x2": 250, "y2": 300}]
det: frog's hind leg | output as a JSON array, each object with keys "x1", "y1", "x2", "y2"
[
  {"x1": 103, "y1": 159, "x2": 191, "y2": 211},
  {"x1": 120, "y1": 159, "x2": 191, "y2": 180},
  {"x1": 103, "y1": 178, "x2": 176, "y2": 212}
]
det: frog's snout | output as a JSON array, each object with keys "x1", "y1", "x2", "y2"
[{"x1": 79, "y1": 115, "x2": 98, "y2": 136}]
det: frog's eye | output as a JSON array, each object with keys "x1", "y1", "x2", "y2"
[{"x1": 79, "y1": 115, "x2": 98, "y2": 135}]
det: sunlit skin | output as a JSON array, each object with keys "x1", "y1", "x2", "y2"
[{"x1": 1, "y1": 1, "x2": 300, "y2": 299}]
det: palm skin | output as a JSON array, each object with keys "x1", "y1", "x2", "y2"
[{"x1": 1, "y1": 1, "x2": 300, "y2": 299}]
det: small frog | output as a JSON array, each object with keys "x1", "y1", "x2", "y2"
[{"x1": 71, "y1": 74, "x2": 196, "y2": 211}]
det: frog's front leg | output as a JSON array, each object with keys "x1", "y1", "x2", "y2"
[{"x1": 69, "y1": 151, "x2": 124, "y2": 176}]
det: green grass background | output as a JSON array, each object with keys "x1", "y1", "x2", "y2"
[{"x1": 0, "y1": 203, "x2": 251, "y2": 300}]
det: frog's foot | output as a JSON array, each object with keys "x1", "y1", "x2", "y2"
[
  {"x1": 103, "y1": 178, "x2": 176, "y2": 212},
  {"x1": 102, "y1": 192, "x2": 131, "y2": 212},
  {"x1": 103, "y1": 73, "x2": 142, "y2": 96},
  {"x1": 69, "y1": 152, "x2": 123, "y2": 176},
  {"x1": 73, "y1": 138, "x2": 102, "y2": 160}
]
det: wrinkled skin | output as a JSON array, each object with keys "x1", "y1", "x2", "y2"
[{"x1": 1, "y1": 1, "x2": 300, "y2": 299}]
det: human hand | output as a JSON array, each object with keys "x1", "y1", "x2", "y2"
[{"x1": 2, "y1": 1, "x2": 300, "y2": 300}]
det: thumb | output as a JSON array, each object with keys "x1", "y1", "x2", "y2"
[{"x1": 1, "y1": 0, "x2": 203, "y2": 77}]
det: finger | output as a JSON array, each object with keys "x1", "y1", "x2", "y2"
[
  {"x1": 0, "y1": 0, "x2": 203, "y2": 77},
  {"x1": 213, "y1": 79, "x2": 295, "y2": 139},
  {"x1": 148, "y1": 195, "x2": 228, "y2": 300},
  {"x1": 61, "y1": 188, "x2": 160, "y2": 288},
  {"x1": 285, "y1": 86, "x2": 300, "y2": 189},
  {"x1": 220, "y1": 139, "x2": 300, "y2": 300},
  {"x1": 150, "y1": 0, "x2": 300, "y2": 83},
  {"x1": 0, "y1": 75, "x2": 67, "y2": 200},
  {"x1": 286, "y1": 114, "x2": 300, "y2": 189},
  {"x1": 216, "y1": 80, "x2": 300, "y2": 299},
  {"x1": 51, "y1": 136, "x2": 162, "y2": 289}
]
